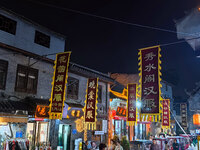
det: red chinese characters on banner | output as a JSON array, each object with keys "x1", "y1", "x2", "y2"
[
  {"x1": 127, "y1": 84, "x2": 137, "y2": 123},
  {"x1": 162, "y1": 99, "x2": 170, "y2": 127},
  {"x1": 140, "y1": 46, "x2": 161, "y2": 114},
  {"x1": 49, "y1": 52, "x2": 71, "y2": 119},
  {"x1": 84, "y1": 78, "x2": 98, "y2": 123}
]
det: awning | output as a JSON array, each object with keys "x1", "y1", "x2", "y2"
[
  {"x1": 65, "y1": 102, "x2": 84, "y2": 108},
  {"x1": 113, "y1": 116, "x2": 126, "y2": 120},
  {"x1": 0, "y1": 97, "x2": 49, "y2": 116},
  {"x1": 0, "y1": 100, "x2": 30, "y2": 113},
  {"x1": 0, "y1": 114, "x2": 28, "y2": 123}
]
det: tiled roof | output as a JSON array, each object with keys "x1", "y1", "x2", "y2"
[
  {"x1": 0, "y1": 100, "x2": 30, "y2": 113},
  {"x1": 0, "y1": 97, "x2": 49, "y2": 115},
  {"x1": 111, "y1": 73, "x2": 139, "y2": 87}
]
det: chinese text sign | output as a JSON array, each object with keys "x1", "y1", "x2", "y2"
[
  {"x1": 49, "y1": 52, "x2": 71, "y2": 119},
  {"x1": 139, "y1": 46, "x2": 161, "y2": 114},
  {"x1": 127, "y1": 84, "x2": 137, "y2": 124},
  {"x1": 162, "y1": 99, "x2": 170, "y2": 127}
]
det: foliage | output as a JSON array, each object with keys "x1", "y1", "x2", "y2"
[{"x1": 121, "y1": 136, "x2": 130, "y2": 150}]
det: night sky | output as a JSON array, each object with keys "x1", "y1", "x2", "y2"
[{"x1": 1, "y1": 0, "x2": 200, "y2": 100}]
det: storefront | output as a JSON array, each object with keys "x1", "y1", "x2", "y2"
[
  {"x1": 109, "y1": 97, "x2": 128, "y2": 140},
  {"x1": 60, "y1": 102, "x2": 84, "y2": 150},
  {"x1": 0, "y1": 113, "x2": 29, "y2": 149},
  {"x1": 26, "y1": 118, "x2": 51, "y2": 149},
  {"x1": 109, "y1": 89, "x2": 152, "y2": 142}
]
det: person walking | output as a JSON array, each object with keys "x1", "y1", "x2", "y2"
[
  {"x1": 150, "y1": 139, "x2": 159, "y2": 150},
  {"x1": 110, "y1": 139, "x2": 116, "y2": 150},
  {"x1": 164, "y1": 141, "x2": 169, "y2": 150},
  {"x1": 172, "y1": 139, "x2": 179, "y2": 150},
  {"x1": 99, "y1": 143, "x2": 107, "y2": 150},
  {"x1": 114, "y1": 138, "x2": 123, "y2": 150}
]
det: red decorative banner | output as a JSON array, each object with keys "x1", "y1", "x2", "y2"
[
  {"x1": 139, "y1": 45, "x2": 162, "y2": 122},
  {"x1": 162, "y1": 99, "x2": 170, "y2": 128},
  {"x1": 84, "y1": 78, "x2": 98, "y2": 130},
  {"x1": 127, "y1": 84, "x2": 137, "y2": 126},
  {"x1": 49, "y1": 52, "x2": 71, "y2": 120}
]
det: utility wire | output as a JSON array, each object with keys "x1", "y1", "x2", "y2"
[
  {"x1": 26, "y1": 0, "x2": 200, "y2": 37},
  {"x1": 1, "y1": 36, "x2": 200, "y2": 60}
]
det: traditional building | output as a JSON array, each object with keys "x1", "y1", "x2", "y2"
[
  {"x1": 0, "y1": 7, "x2": 113, "y2": 150},
  {"x1": 175, "y1": 7, "x2": 200, "y2": 57},
  {"x1": 186, "y1": 82, "x2": 200, "y2": 134},
  {"x1": 109, "y1": 73, "x2": 175, "y2": 140}
]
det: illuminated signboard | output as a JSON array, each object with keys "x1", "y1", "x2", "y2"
[
  {"x1": 35, "y1": 105, "x2": 49, "y2": 118},
  {"x1": 116, "y1": 107, "x2": 126, "y2": 117},
  {"x1": 67, "y1": 108, "x2": 84, "y2": 119}
]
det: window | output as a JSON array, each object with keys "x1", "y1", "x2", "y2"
[
  {"x1": 0, "y1": 14, "x2": 17, "y2": 35},
  {"x1": 0, "y1": 60, "x2": 8, "y2": 89},
  {"x1": 15, "y1": 65, "x2": 38, "y2": 93},
  {"x1": 98, "y1": 85, "x2": 102, "y2": 103},
  {"x1": 166, "y1": 84, "x2": 168, "y2": 91},
  {"x1": 34, "y1": 30, "x2": 50, "y2": 48},
  {"x1": 67, "y1": 77, "x2": 79, "y2": 100}
]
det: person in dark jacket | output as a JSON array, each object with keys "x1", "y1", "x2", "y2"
[
  {"x1": 172, "y1": 139, "x2": 179, "y2": 150},
  {"x1": 99, "y1": 143, "x2": 107, "y2": 150},
  {"x1": 150, "y1": 139, "x2": 159, "y2": 150}
]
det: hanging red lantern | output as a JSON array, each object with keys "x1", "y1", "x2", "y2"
[
  {"x1": 112, "y1": 110, "x2": 116, "y2": 118},
  {"x1": 193, "y1": 114, "x2": 200, "y2": 125}
]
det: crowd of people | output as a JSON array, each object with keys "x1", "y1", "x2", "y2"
[
  {"x1": 149, "y1": 136, "x2": 198, "y2": 150},
  {"x1": 82, "y1": 135, "x2": 198, "y2": 150},
  {"x1": 83, "y1": 137, "x2": 124, "y2": 150}
]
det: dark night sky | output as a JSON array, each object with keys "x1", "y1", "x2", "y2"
[{"x1": 1, "y1": 0, "x2": 200, "y2": 100}]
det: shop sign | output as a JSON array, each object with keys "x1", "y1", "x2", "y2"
[
  {"x1": 138, "y1": 45, "x2": 162, "y2": 122},
  {"x1": 162, "y1": 99, "x2": 170, "y2": 128},
  {"x1": 35, "y1": 105, "x2": 49, "y2": 118},
  {"x1": 49, "y1": 52, "x2": 71, "y2": 120},
  {"x1": 72, "y1": 129, "x2": 77, "y2": 135},
  {"x1": 95, "y1": 131, "x2": 104, "y2": 135},
  {"x1": 180, "y1": 103, "x2": 187, "y2": 130},
  {"x1": 67, "y1": 107, "x2": 84, "y2": 119},
  {"x1": 116, "y1": 107, "x2": 126, "y2": 117},
  {"x1": 102, "y1": 120, "x2": 107, "y2": 133},
  {"x1": 84, "y1": 78, "x2": 98, "y2": 130},
  {"x1": 127, "y1": 83, "x2": 137, "y2": 126},
  {"x1": 75, "y1": 118, "x2": 84, "y2": 132}
]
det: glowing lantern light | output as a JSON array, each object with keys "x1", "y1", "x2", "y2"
[
  {"x1": 193, "y1": 114, "x2": 200, "y2": 125},
  {"x1": 112, "y1": 110, "x2": 116, "y2": 118}
]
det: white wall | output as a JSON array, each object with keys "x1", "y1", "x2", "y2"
[{"x1": 0, "y1": 9, "x2": 65, "y2": 60}]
